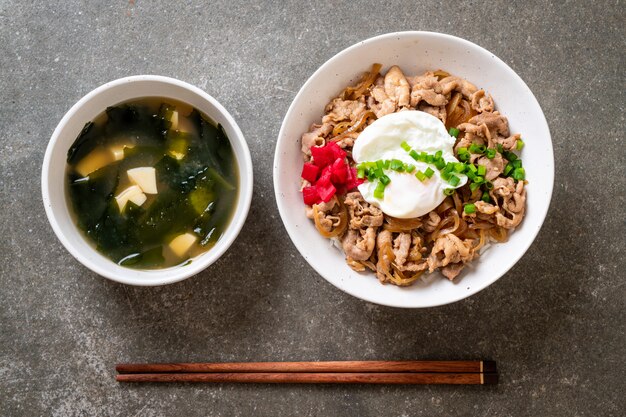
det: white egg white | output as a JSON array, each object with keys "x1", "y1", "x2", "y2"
[{"x1": 352, "y1": 110, "x2": 467, "y2": 219}]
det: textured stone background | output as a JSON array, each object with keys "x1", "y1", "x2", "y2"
[{"x1": 1, "y1": 1, "x2": 624, "y2": 416}]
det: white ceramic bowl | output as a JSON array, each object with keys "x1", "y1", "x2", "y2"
[
  {"x1": 274, "y1": 32, "x2": 553, "y2": 308},
  {"x1": 42, "y1": 75, "x2": 253, "y2": 286}
]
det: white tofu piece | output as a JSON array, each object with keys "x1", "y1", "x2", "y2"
[
  {"x1": 170, "y1": 110, "x2": 179, "y2": 130},
  {"x1": 177, "y1": 115, "x2": 196, "y2": 134},
  {"x1": 109, "y1": 144, "x2": 134, "y2": 161},
  {"x1": 75, "y1": 148, "x2": 114, "y2": 177},
  {"x1": 127, "y1": 167, "x2": 158, "y2": 194},
  {"x1": 168, "y1": 233, "x2": 197, "y2": 258},
  {"x1": 115, "y1": 185, "x2": 146, "y2": 211}
]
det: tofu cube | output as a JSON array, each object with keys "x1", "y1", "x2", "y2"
[
  {"x1": 127, "y1": 167, "x2": 158, "y2": 194},
  {"x1": 115, "y1": 185, "x2": 147, "y2": 211},
  {"x1": 75, "y1": 148, "x2": 114, "y2": 177},
  {"x1": 168, "y1": 233, "x2": 197, "y2": 258}
]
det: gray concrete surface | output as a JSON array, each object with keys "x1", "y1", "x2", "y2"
[{"x1": 1, "y1": 1, "x2": 624, "y2": 416}]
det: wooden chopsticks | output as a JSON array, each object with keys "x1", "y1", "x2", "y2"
[{"x1": 116, "y1": 360, "x2": 498, "y2": 385}]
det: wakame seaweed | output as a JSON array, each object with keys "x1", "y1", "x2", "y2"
[{"x1": 65, "y1": 99, "x2": 239, "y2": 269}]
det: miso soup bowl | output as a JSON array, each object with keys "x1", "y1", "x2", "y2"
[{"x1": 42, "y1": 75, "x2": 253, "y2": 286}]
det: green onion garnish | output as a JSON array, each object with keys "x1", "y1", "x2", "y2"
[
  {"x1": 454, "y1": 162, "x2": 465, "y2": 173},
  {"x1": 511, "y1": 159, "x2": 522, "y2": 169},
  {"x1": 382, "y1": 159, "x2": 390, "y2": 169},
  {"x1": 435, "y1": 150, "x2": 443, "y2": 159},
  {"x1": 415, "y1": 171, "x2": 427, "y2": 182},
  {"x1": 374, "y1": 181, "x2": 386, "y2": 199},
  {"x1": 481, "y1": 192, "x2": 491, "y2": 202},
  {"x1": 496, "y1": 143, "x2": 504, "y2": 153},
  {"x1": 512, "y1": 167, "x2": 526, "y2": 181},
  {"x1": 405, "y1": 164, "x2": 416, "y2": 173},
  {"x1": 504, "y1": 163, "x2": 513, "y2": 176},
  {"x1": 434, "y1": 159, "x2": 446, "y2": 170},
  {"x1": 464, "y1": 203, "x2": 477, "y2": 214},
  {"x1": 503, "y1": 151, "x2": 518, "y2": 161},
  {"x1": 467, "y1": 164, "x2": 478, "y2": 173},
  {"x1": 448, "y1": 175, "x2": 460, "y2": 186},
  {"x1": 486, "y1": 148, "x2": 496, "y2": 159},
  {"x1": 470, "y1": 182, "x2": 481, "y2": 192},
  {"x1": 469, "y1": 143, "x2": 486, "y2": 154},
  {"x1": 449, "y1": 127, "x2": 460, "y2": 138},
  {"x1": 441, "y1": 171, "x2": 451, "y2": 181},
  {"x1": 390, "y1": 159, "x2": 404, "y2": 171},
  {"x1": 477, "y1": 165, "x2": 486, "y2": 177},
  {"x1": 473, "y1": 176, "x2": 484, "y2": 184},
  {"x1": 409, "y1": 150, "x2": 419, "y2": 160},
  {"x1": 357, "y1": 167, "x2": 366, "y2": 179},
  {"x1": 443, "y1": 188, "x2": 455, "y2": 196},
  {"x1": 401, "y1": 141, "x2": 411, "y2": 152},
  {"x1": 516, "y1": 139, "x2": 525, "y2": 150},
  {"x1": 484, "y1": 181, "x2": 494, "y2": 190},
  {"x1": 424, "y1": 167, "x2": 435, "y2": 178},
  {"x1": 380, "y1": 175, "x2": 391, "y2": 185}
]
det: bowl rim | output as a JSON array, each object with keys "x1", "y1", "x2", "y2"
[
  {"x1": 273, "y1": 31, "x2": 554, "y2": 307},
  {"x1": 42, "y1": 75, "x2": 253, "y2": 286}
]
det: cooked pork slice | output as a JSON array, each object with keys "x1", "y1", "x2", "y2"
[
  {"x1": 422, "y1": 211, "x2": 442, "y2": 232},
  {"x1": 477, "y1": 153, "x2": 506, "y2": 181},
  {"x1": 341, "y1": 228, "x2": 377, "y2": 261},
  {"x1": 322, "y1": 98, "x2": 367, "y2": 124},
  {"x1": 344, "y1": 192, "x2": 384, "y2": 229},
  {"x1": 427, "y1": 234, "x2": 475, "y2": 272},
  {"x1": 470, "y1": 90, "x2": 495, "y2": 113},
  {"x1": 439, "y1": 76, "x2": 478, "y2": 98},
  {"x1": 468, "y1": 111, "x2": 510, "y2": 138},
  {"x1": 441, "y1": 262, "x2": 465, "y2": 280},
  {"x1": 392, "y1": 232, "x2": 412, "y2": 266},
  {"x1": 384, "y1": 65, "x2": 411, "y2": 107}
]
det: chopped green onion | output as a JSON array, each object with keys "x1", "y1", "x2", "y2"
[
  {"x1": 473, "y1": 176, "x2": 484, "y2": 184},
  {"x1": 484, "y1": 181, "x2": 494, "y2": 190},
  {"x1": 374, "y1": 167, "x2": 384, "y2": 178},
  {"x1": 382, "y1": 159, "x2": 390, "y2": 169},
  {"x1": 496, "y1": 143, "x2": 504, "y2": 153},
  {"x1": 470, "y1": 182, "x2": 481, "y2": 192},
  {"x1": 464, "y1": 203, "x2": 477, "y2": 214},
  {"x1": 467, "y1": 164, "x2": 478, "y2": 173},
  {"x1": 477, "y1": 165, "x2": 486, "y2": 177},
  {"x1": 448, "y1": 175, "x2": 460, "y2": 186},
  {"x1": 376, "y1": 160, "x2": 384, "y2": 169},
  {"x1": 405, "y1": 164, "x2": 416, "y2": 173},
  {"x1": 380, "y1": 174, "x2": 391, "y2": 185},
  {"x1": 485, "y1": 148, "x2": 496, "y2": 159},
  {"x1": 425, "y1": 154, "x2": 434, "y2": 163},
  {"x1": 434, "y1": 159, "x2": 446, "y2": 170},
  {"x1": 357, "y1": 167, "x2": 366, "y2": 179},
  {"x1": 469, "y1": 143, "x2": 486, "y2": 154},
  {"x1": 511, "y1": 159, "x2": 522, "y2": 169},
  {"x1": 441, "y1": 171, "x2": 451, "y2": 181},
  {"x1": 449, "y1": 127, "x2": 460, "y2": 138},
  {"x1": 516, "y1": 139, "x2": 525, "y2": 150},
  {"x1": 443, "y1": 162, "x2": 455, "y2": 174},
  {"x1": 443, "y1": 188, "x2": 455, "y2": 196},
  {"x1": 390, "y1": 159, "x2": 404, "y2": 171},
  {"x1": 481, "y1": 191, "x2": 491, "y2": 202},
  {"x1": 424, "y1": 167, "x2": 435, "y2": 178},
  {"x1": 466, "y1": 170, "x2": 477, "y2": 181},
  {"x1": 435, "y1": 150, "x2": 443, "y2": 159},
  {"x1": 503, "y1": 150, "x2": 518, "y2": 161},
  {"x1": 374, "y1": 181, "x2": 386, "y2": 199},
  {"x1": 454, "y1": 162, "x2": 465, "y2": 173},
  {"x1": 409, "y1": 150, "x2": 420, "y2": 161},
  {"x1": 458, "y1": 152, "x2": 470, "y2": 162},
  {"x1": 504, "y1": 163, "x2": 513, "y2": 176},
  {"x1": 415, "y1": 171, "x2": 427, "y2": 182},
  {"x1": 401, "y1": 141, "x2": 411, "y2": 152},
  {"x1": 512, "y1": 167, "x2": 526, "y2": 181}
]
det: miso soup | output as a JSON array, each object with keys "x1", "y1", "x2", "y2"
[{"x1": 65, "y1": 98, "x2": 239, "y2": 269}]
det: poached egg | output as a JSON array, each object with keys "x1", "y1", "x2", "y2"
[{"x1": 352, "y1": 110, "x2": 467, "y2": 219}]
